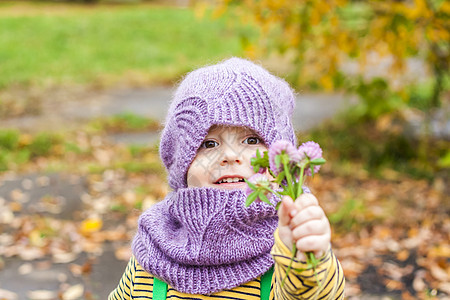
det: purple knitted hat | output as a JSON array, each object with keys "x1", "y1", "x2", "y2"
[{"x1": 160, "y1": 57, "x2": 297, "y2": 190}]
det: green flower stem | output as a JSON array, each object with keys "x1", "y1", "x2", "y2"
[
  {"x1": 268, "y1": 168, "x2": 277, "y2": 179},
  {"x1": 296, "y1": 165, "x2": 306, "y2": 199},
  {"x1": 280, "y1": 159, "x2": 300, "y2": 287},
  {"x1": 291, "y1": 161, "x2": 321, "y2": 292},
  {"x1": 281, "y1": 243, "x2": 297, "y2": 286},
  {"x1": 307, "y1": 253, "x2": 323, "y2": 300},
  {"x1": 306, "y1": 252, "x2": 321, "y2": 288},
  {"x1": 264, "y1": 187, "x2": 281, "y2": 198},
  {"x1": 282, "y1": 161, "x2": 295, "y2": 199}
]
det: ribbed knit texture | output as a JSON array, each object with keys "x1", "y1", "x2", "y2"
[
  {"x1": 132, "y1": 187, "x2": 278, "y2": 294},
  {"x1": 160, "y1": 58, "x2": 297, "y2": 190}
]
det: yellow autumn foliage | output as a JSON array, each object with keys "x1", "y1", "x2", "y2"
[
  {"x1": 80, "y1": 218, "x2": 103, "y2": 235},
  {"x1": 203, "y1": 0, "x2": 449, "y2": 105}
]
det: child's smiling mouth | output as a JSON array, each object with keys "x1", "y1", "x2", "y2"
[{"x1": 214, "y1": 175, "x2": 246, "y2": 189}]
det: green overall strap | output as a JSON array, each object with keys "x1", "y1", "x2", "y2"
[
  {"x1": 260, "y1": 266, "x2": 274, "y2": 300},
  {"x1": 153, "y1": 277, "x2": 168, "y2": 300},
  {"x1": 153, "y1": 268, "x2": 273, "y2": 300}
]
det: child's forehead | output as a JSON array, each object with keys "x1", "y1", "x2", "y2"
[{"x1": 207, "y1": 125, "x2": 259, "y2": 137}]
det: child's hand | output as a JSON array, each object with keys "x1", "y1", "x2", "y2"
[{"x1": 278, "y1": 194, "x2": 331, "y2": 260}]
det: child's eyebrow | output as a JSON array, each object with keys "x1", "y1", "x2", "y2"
[
  {"x1": 244, "y1": 130, "x2": 263, "y2": 138},
  {"x1": 205, "y1": 127, "x2": 263, "y2": 139},
  {"x1": 236, "y1": 131, "x2": 260, "y2": 140}
]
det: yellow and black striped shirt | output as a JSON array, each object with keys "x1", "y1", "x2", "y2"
[{"x1": 109, "y1": 230, "x2": 345, "y2": 299}]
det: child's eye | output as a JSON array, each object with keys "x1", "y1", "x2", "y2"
[
  {"x1": 201, "y1": 140, "x2": 219, "y2": 148},
  {"x1": 243, "y1": 137, "x2": 261, "y2": 145}
]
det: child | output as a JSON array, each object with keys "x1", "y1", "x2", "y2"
[{"x1": 109, "y1": 58, "x2": 345, "y2": 299}]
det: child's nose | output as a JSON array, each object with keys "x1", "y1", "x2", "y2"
[{"x1": 219, "y1": 147, "x2": 242, "y2": 166}]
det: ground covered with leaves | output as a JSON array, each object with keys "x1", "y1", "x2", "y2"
[
  {"x1": 306, "y1": 114, "x2": 449, "y2": 299},
  {"x1": 0, "y1": 113, "x2": 448, "y2": 299}
]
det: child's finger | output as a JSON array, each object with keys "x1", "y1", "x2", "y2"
[
  {"x1": 289, "y1": 206, "x2": 325, "y2": 229},
  {"x1": 294, "y1": 193, "x2": 319, "y2": 211},
  {"x1": 291, "y1": 219, "x2": 330, "y2": 240},
  {"x1": 296, "y1": 235, "x2": 330, "y2": 255},
  {"x1": 278, "y1": 196, "x2": 296, "y2": 227}
]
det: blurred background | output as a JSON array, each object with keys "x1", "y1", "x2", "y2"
[{"x1": 0, "y1": 0, "x2": 448, "y2": 299}]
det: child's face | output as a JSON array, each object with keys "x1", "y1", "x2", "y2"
[{"x1": 187, "y1": 125, "x2": 268, "y2": 190}]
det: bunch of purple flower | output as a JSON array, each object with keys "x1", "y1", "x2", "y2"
[
  {"x1": 244, "y1": 140, "x2": 326, "y2": 287},
  {"x1": 245, "y1": 140, "x2": 325, "y2": 206}
]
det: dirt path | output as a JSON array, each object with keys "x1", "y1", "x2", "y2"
[{"x1": 0, "y1": 86, "x2": 353, "y2": 141}]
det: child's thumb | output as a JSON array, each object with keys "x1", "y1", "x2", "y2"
[{"x1": 278, "y1": 196, "x2": 295, "y2": 227}]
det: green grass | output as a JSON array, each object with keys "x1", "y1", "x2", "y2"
[
  {"x1": 88, "y1": 112, "x2": 160, "y2": 133},
  {"x1": 0, "y1": 4, "x2": 248, "y2": 89},
  {"x1": 0, "y1": 129, "x2": 64, "y2": 171}
]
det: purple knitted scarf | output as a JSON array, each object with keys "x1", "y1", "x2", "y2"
[{"x1": 132, "y1": 187, "x2": 278, "y2": 294}]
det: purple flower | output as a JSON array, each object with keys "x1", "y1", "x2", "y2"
[
  {"x1": 268, "y1": 140, "x2": 301, "y2": 175},
  {"x1": 245, "y1": 173, "x2": 271, "y2": 202},
  {"x1": 298, "y1": 141, "x2": 323, "y2": 176},
  {"x1": 245, "y1": 173, "x2": 270, "y2": 195}
]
